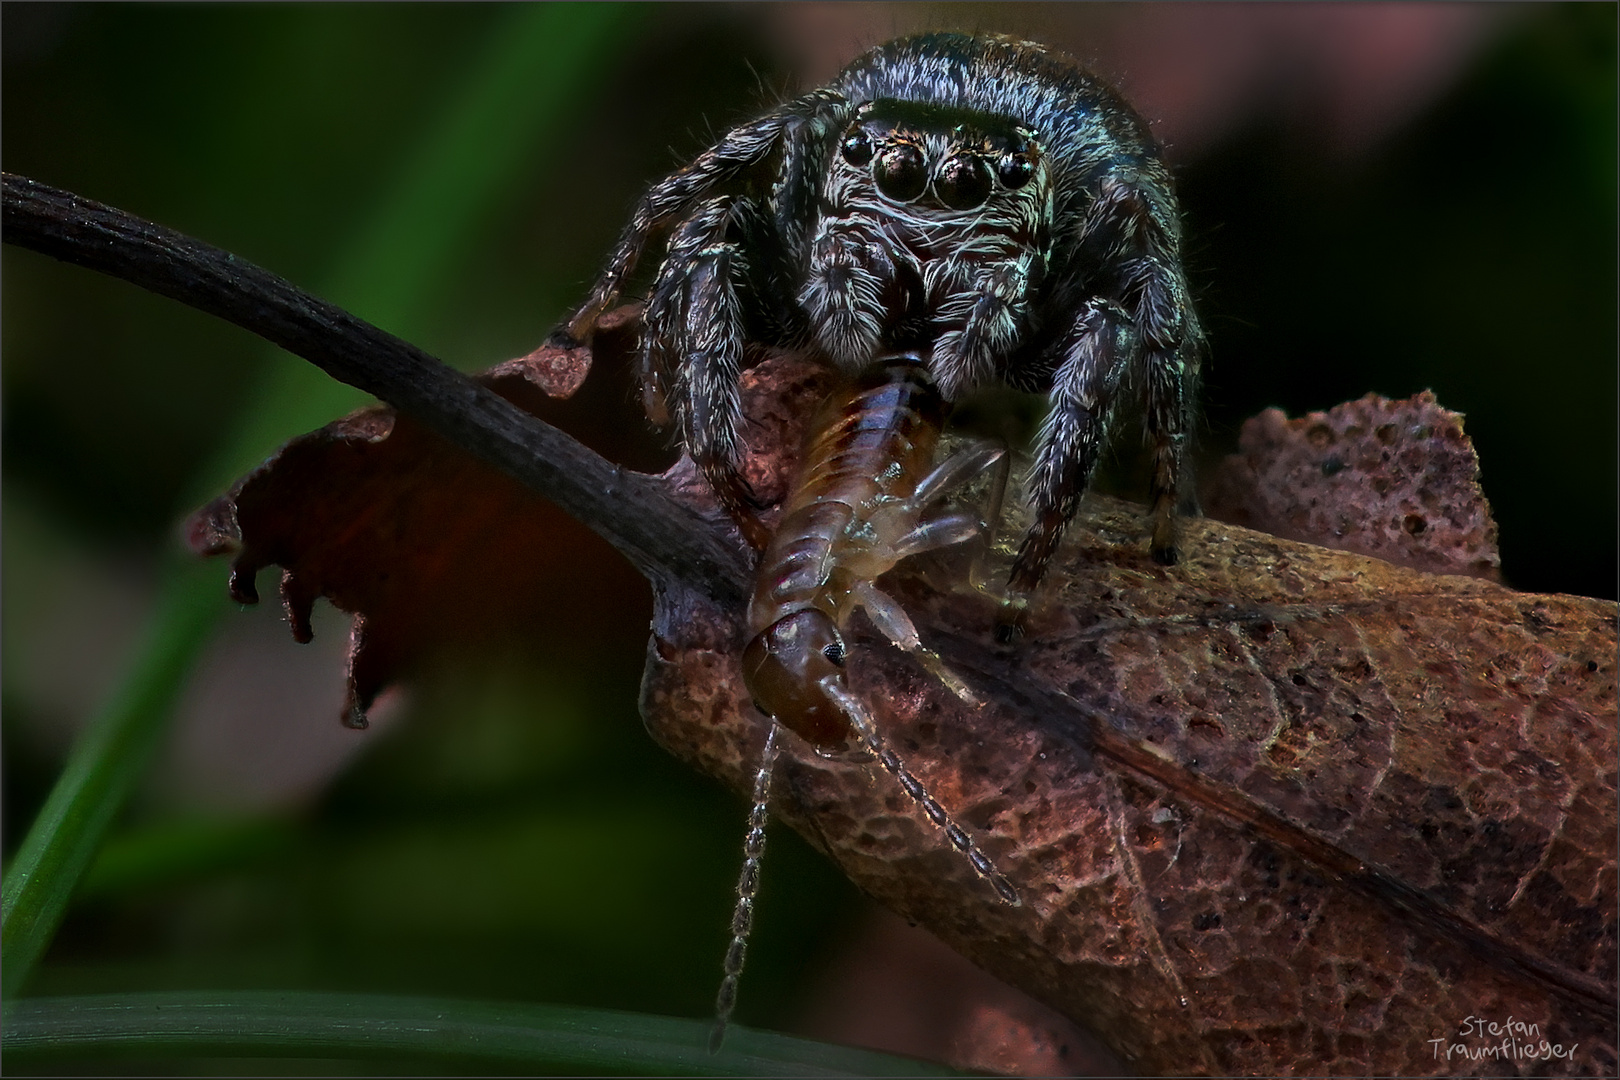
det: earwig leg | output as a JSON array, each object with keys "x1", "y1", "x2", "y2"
[
  {"x1": 891, "y1": 512, "x2": 982, "y2": 560},
  {"x1": 906, "y1": 440, "x2": 1005, "y2": 510},
  {"x1": 899, "y1": 436, "x2": 1014, "y2": 594},
  {"x1": 851, "y1": 580, "x2": 922, "y2": 647},
  {"x1": 853, "y1": 580, "x2": 979, "y2": 705},
  {"x1": 710, "y1": 722, "x2": 781, "y2": 1054},
  {"x1": 862, "y1": 439, "x2": 1000, "y2": 562},
  {"x1": 998, "y1": 298, "x2": 1130, "y2": 643},
  {"x1": 825, "y1": 683, "x2": 1019, "y2": 906},
  {"x1": 970, "y1": 441, "x2": 1013, "y2": 591}
]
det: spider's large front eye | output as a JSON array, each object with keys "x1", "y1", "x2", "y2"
[
  {"x1": 841, "y1": 128, "x2": 873, "y2": 168},
  {"x1": 874, "y1": 144, "x2": 927, "y2": 202},
  {"x1": 935, "y1": 154, "x2": 992, "y2": 210},
  {"x1": 998, "y1": 153, "x2": 1035, "y2": 189}
]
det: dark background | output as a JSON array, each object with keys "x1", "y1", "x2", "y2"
[{"x1": 3, "y1": 2, "x2": 1613, "y2": 1068}]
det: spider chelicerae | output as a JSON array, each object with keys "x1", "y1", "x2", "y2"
[{"x1": 553, "y1": 32, "x2": 1204, "y2": 637}]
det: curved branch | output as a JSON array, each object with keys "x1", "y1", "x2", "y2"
[{"x1": 0, "y1": 172, "x2": 749, "y2": 603}]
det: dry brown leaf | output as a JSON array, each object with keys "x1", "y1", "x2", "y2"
[
  {"x1": 1203, "y1": 391, "x2": 1502, "y2": 581},
  {"x1": 799, "y1": 907, "x2": 1125, "y2": 1076},
  {"x1": 39, "y1": 171, "x2": 1606, "y2": 1074},
  {"x1": 641, "y1": 355, "x2": 1617, "y2": 1076}
]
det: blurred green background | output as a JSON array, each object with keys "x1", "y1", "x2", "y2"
[{"x1": 2, "y1": 3, "x2": 1613, "y2": 1074}]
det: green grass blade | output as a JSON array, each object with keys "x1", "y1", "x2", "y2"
[
  {"x1": 0, "y1": 993, "x2": 963, "y2": 1077},
  {"x1": 1, "y1": 3, "x2": 633, "y2": 1000},
  {"x1": 0, "y1": 560, "x2": 223, "y2": 998}
]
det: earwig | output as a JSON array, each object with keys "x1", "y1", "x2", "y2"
[{"x1": 711, "y1": 353, "x2": 1018, "y2": 1050}]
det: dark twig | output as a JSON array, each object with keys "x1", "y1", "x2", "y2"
[{"x1": 0, "y1": 172, "x2": 750, "y2": 603}]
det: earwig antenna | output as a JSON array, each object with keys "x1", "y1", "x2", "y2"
[
  {"x1": 826, "y1": 684, "x2": 1021, "y2": 906},
  {"x1": 709, "y1": 722, "x2": 782, "y2": 1054}
]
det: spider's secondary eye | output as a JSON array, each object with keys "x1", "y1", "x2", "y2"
[
  {"x1": 874, "y1": 144, "x2": 927, "y2": 202},
  {"x1": 936, "y1": 154, "x2": 993, "y2": 210},
  {"x1": 841, "y1": 128, "x2": 873, "y2": 167},
  {"x1": 998, "y1": 154, "x2": 1035, "y2": 189},
  {"x1": 822, "y1": 641, "x2": 846, "y2": 666}
]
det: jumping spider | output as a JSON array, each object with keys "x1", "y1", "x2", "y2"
[{"x1": 554, "y1": 32, "x2": 1203, "y2": 637}]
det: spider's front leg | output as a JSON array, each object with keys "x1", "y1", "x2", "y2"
[
  {"x1": 996, "y1": 174, "x2": 1200, "y2": 639},
  {"x1": 1125, "y1": 255, "x2": 1199, "y2": 565},
  {"x1": 643, "y1": 196, "x2": 773, "y2": 550},
  {"x1": 997, "y1": 298, "x2": 1130, "y2": 642},
  {"x1": 552, "y1": 90, "x2": 847, "y2": 350},
  {"x1": 1078, "y1": 174, "x2": 1202, "y2": 566},
  {"x1": 933, "y1": 259, "x2": 1037, "y2": 400},
  {"x1": 799, "y1": 230, "x2": 892, "y2": 370}
]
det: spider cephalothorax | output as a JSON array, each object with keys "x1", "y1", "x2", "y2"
[
  {"x1": 555, "y1": 32, "x2": 1203, "y2": 634},
  {"x1": 802, "y1": 98, "x2": 1054, "y2": 398}
]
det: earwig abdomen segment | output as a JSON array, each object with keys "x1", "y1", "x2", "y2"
[{"x1": 741, "y1": 609, "x2": 852, "y2": 749}]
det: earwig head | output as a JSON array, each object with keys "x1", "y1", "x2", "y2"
[{"x1": 741, "y1": 610, "x2": 855, "y2": 749}]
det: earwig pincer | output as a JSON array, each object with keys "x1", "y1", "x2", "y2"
[{"x1": 710, "y1": 353, "x2": 1018, "y2": 1050}]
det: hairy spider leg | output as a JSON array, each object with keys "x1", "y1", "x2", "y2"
[
  {"x1": 1080, "y1": 175, "x2": 1201, "y2": 566},
  {"x1": 799, "y1": 226, "x2": 892, "y2": 369},
  {"x1": 558, "y1": 88, "x2": 848, "y2": 347},
  {"x1": 710, "y1": 722, "x2": 781, "y2": 1054},
  {"x1": 643, "y1": 196, "x2": 767, "y2": 547},
  {"x1": 557, "y1": 91, "x2": 852, "y2": 547},
  {"x1": 998, "y1": 170, "x2": 1201, "y2": 637},
  {"x1": 931, "y1": 238, "x2": 1046, "y2": 400},
  {"x1": 1000, "y1": 298, "x2": 1131, "y2": 641},
  {"x1": 1123, "y1": 253, "x2": 1199, "y2": 564}
]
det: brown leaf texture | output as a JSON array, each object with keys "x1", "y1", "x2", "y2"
[
  {"x1": 191, "y1": 329, "x2": 1615, "y2": 1076},
  {"x1": 1202, "y1": 391, "x2": 1502, "y2": 581},
  {"x1": 800, "y1": 908, "x2": 1126, "y2": 1076},
  {"x1": 641, "y1": 357, "x2": 1618, "y2": 1076}
]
